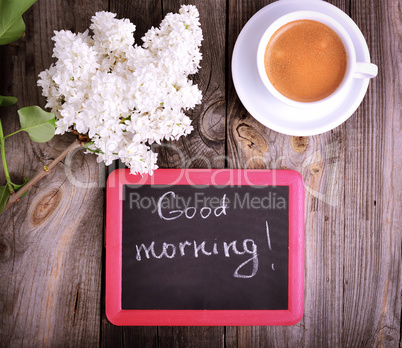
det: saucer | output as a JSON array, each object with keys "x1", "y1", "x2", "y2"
[{"x1": 231, "y1": 0, "x2": 373, "y2": 136}]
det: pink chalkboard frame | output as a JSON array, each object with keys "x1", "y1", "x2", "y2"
[{"x1": 106, "y1": 168, "x2": 304, "y2": 326}]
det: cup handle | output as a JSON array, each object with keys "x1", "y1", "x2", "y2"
[{"x1": 354, "y1": 62, "x2": 378, "y2": 79}]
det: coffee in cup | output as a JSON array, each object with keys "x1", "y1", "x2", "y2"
[
  {"x1": 264, "y1": 19, "x2": 347, "y2": 102},
  {"x1": 257, "y1": 11, "x2": 378, "y2": 108}
]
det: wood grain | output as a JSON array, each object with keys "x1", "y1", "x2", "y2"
[
  {"x1": 0, "y1": 0, "x2": 400, "y2": 346},
  {"x1": 0, "y1": 0, "x2": 106, "y2": 346},
  {"x1": 102, "y1": 0, "x2": 226, "y2": 345},
  {"x1": 101, "y1": 1, "x2": 163, "y2": 345},
  {"x1": 340, "y1": 1, "x2": 401, "y2": 346},
  {"x1": 153, "y1": 0, "x2": 226, "y2": 171},
  {"x1": 157, "y1": 0, "x2": 226, "y2": 344},
  {"x1": 226, "y1": 0, "x2": 401, "y2": 347}
]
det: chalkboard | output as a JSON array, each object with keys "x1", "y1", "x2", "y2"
[{"x1": 106, "y1": 169, "x2": 304, "y2": 326}]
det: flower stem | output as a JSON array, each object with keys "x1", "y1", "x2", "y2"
[
  {"x1": 2, "y1": 138, "x2": 84, "y2": 213},
  {"x1": 0, "y1": 119, "x2": 15, "y2": 194}
]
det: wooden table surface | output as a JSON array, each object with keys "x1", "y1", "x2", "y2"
[{"x1": 0, "y1": 0, "x2": 400, "y2": 346}]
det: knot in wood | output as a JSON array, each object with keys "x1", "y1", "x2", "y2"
[
  {"x1": 30, "y1": 188, "x2": 63, "y2": 226},
  {"x1": 200, "y1": 100, "x2": 225, "y2": 142},
  {"x1": 236, "y1": 124, "x2": 269, "y2": 152},
  {"x1": 309, "y1": 163, "x2": 322, "y2": 175},
  {"x1": 290, "y1": 136, "x2": 309, "y2": 153},
  {"x1": 0, "y1": 239, "x2": 11, "y2": 263}
]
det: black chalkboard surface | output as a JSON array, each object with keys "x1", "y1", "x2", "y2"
[
  {"x1": 122, "y1": 185, "x2": 289, "y2": 310},
  {"x1": 106, "y1": 169, "x2": 304, "y2": 326}
]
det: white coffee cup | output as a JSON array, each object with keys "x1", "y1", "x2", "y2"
[{"x1": 256, "y1": 10, "x2": 378, "y2": 109}]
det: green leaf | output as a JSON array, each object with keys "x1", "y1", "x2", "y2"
[
  {"x1": 11, "y1": 178, "x2": 29, "y2": 197},
  {"x1": 11, "y1": 177, "x2": 29, "y2": 191},
  {"x1": 0, "y1": 0, "x2": 37, "y2": 45},
  {"x1": 17, "y1": 106, "x2": 56, "y2": 143},
  {"x1": 0, "y1": 16, "x2": 25, "y2": 45},
  {"x1": 0, "y1": 95, "x2": 18, "y2": 106},
  {"x1": 0, "y1": 185, "x2": 10, "y2": 213}
]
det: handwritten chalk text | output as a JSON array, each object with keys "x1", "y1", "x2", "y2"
[
  {"x1": 135, "y1": 239, "x2": 259, "y2": 279},
  {"x1": 157, "y1": 191, "x2": 228, "y2": 220}
]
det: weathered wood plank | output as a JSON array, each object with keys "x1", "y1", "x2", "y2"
[
  {"x1": 226, "y1": 1, "x2": 313, "y2": 346},
  {"x1": 102, "y1": 0, "x2": 226, "y2": 343},
  {"x1": 226, "y1": 0, "x2": 401, "y2": 347},
  {"x1": 0, "y1": 0, "x2": 107, "y2": 346},
  {"x1": 157, "y1": 326, "x2": 224, "y2": 348},
  {"x1": 155, "y1": 0, "x2": 226, "y2": 345},
  {"x1": 155, "y1": 0, "x2": 226, "y2": 170},
  {"x1": 340, "y1": 0, "x2": 401, "y2": 346},
  {"x1": 100, "y1": 1, "x2": 162, "y2": 345}
]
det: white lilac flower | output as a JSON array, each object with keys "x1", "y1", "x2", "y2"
[{"x1": 37, "y1": 5, "x2": 203, "y2": 175}]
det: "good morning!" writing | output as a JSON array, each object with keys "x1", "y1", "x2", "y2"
[{"x1": 134, "y1": 191, "x2": 274, "y2": 279}]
